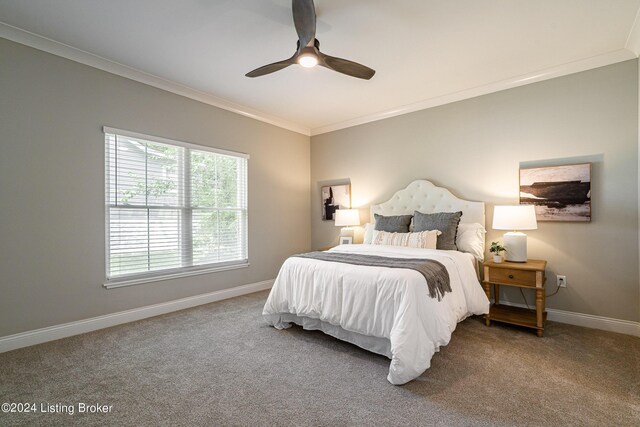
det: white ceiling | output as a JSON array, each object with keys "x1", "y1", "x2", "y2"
[{"x1": 1, "y1": 0, "x2": 639, "y2": 135}]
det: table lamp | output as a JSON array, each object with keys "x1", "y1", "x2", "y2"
[
  {"x1": 492, "y1": 205, "x2": 538, "y2": 262},
  {"x1": 335, "y1": 209, "x2": 360, "y2": 240}
]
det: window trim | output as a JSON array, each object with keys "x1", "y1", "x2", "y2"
[
  {"x1": 103, "y1": 126, "x2": 249, "y2": 288},
  {"x1": 103, "y1": 262, "x2": 250, "y2": 289},
  {"x1": 102, "y1": 127, "x2": 250, "y2": 160}
]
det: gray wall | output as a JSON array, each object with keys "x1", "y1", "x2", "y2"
[
  {"x1": 2, "y1": 36, "x2": 638, "y2": 336},
  {"x1": 0, "y1": 38, "x2": 311, "y2": 337},
  {"x1": 311, "y1": 60, "x2": 639, "y2": 322}
]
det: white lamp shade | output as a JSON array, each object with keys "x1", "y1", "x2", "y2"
[
  {"x1": 334, "y1": 209, "x2": 361, "y2": 227},
  {"x1": 492, "y1": 205, "x2": 538, "y2": 231}
]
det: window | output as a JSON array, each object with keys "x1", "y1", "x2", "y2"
[{"x1": 104, "y1": 127, "x2": 248, "y2": 286}]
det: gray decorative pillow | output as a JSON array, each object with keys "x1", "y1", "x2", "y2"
[
  {"x1": 413, "y1": 211, "x2": 463, "y2": 250},
  {"x1": 374, "y1": 214, "x2": 413, "y2": 233}
]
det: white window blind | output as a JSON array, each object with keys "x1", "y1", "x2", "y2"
[{"x1": 104, "y1": 127, "x2": 248, "y2": 284}]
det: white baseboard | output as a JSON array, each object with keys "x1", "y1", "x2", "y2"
[
  {"x1": 0, "y1": 279, "x2": 274, "y2": 353},
  {"x1": 546, "y1": 308, "x2": 640, "y2": 337},
  {"x1": 495, "y1": 301, "x2": 640, "y2": 337}
]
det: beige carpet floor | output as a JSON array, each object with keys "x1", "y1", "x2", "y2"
[{"x1": 0, "y1": 290, "x2": 638, "y2": 426}]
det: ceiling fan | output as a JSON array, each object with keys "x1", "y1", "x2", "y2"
[{"x1": 245, "y1": 0, "x2": 375, "y2": 80}]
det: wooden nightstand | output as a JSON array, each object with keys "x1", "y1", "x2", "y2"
[{"x1": 483, "y1": 259, "x2": 547, "y2": 337}]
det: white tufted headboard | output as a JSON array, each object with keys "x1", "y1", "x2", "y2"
[{"x1": 370, "y1": 180, "x2": 485, "y2": 227}]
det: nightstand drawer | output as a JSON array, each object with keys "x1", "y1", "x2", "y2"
[{"x1": 489, "y1": 267, "x2": 536, "y2": 287}]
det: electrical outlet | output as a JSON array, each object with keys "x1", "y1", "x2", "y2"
[{"x1": 557, "y1": 275, "x2": 567, "y2": 288}]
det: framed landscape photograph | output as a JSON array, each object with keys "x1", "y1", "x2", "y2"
[
  {"x1": 519, "y1": 163, "x2": 591, "y2": 222},
  {"x1": 321, "y1": 184, "x2": 351, "y2": 221}
]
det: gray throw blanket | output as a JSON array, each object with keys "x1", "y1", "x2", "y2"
[{"x1": 293, "y1": 251, "x2": 451, "y2": 300}]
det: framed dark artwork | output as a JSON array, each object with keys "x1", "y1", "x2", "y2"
[
  {"x1": 321, "y1": 184, "x2": 351, "y2": 221},
  {"x1": 519, "y1": 163, "x2": 591, "y2": 222}
]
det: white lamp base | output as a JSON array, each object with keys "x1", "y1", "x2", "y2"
[
  {"x1": 340, "y1": 227, "x2": 354, "y2": 238},
  {"x1": 503, "y1": 232, "x2": 527, "y2": 262}
]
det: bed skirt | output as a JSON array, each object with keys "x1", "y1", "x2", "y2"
[{"x1": 264, "y1": 313, "x2": 392, "y2": 359}]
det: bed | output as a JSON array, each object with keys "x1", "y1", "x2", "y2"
[{"x1": 263, "y1": 180, "x2": 490, "y2": 385}]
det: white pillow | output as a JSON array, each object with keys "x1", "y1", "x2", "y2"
[
  {"x1": 363, "y1": 222, "x2": 375, "y2": 244},
  {"x1": 456, "y1": 223, "x2": 486, "y2": 261},
  {"x1": 372, "y1": 230, "x2": 441, "y2": 249}
]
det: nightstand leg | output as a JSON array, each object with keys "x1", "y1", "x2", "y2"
[
  {"x1": 536, "y1": 288, "x2": 544, "y2": 337},
  {"x1": 483, "y1": 282, "x2": 491, "y2": 326}
]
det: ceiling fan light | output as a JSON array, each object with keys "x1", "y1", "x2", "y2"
[{"x1": 298, "y1": 53, "x2": 318, "y2": 68}]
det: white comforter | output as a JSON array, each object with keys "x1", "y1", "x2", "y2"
[{"x1": 263, "y1": 244, "x2": 489, "y2": 385}]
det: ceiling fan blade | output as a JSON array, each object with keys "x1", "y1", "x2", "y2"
[
  {"x1": 319, "y1": 52, "x2": 376, "y2": 80},
  {"x1": 292, "y1": 0, "x2": 316, "y2": 49},
  {"x1": 245, "y1": 55, "x2": 297, "y2": 78}
]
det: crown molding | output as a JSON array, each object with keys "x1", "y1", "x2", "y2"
[
  {"x1": 310, "y1": 49, "x2": 637, "y2": 136},
  {"x1": 626, "y1": 5, "x2": 640, "y2": 56},
  {"x1": 0, "y1": 22, "x2": 311, "y2": 136},
  {"x1": 2, "y1": 22, "x2": 637, "y2": 139}
]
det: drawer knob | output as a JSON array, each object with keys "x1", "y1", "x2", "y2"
[{"x1": 508, "y1": 274, "x2": 514, "y2": 279}]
